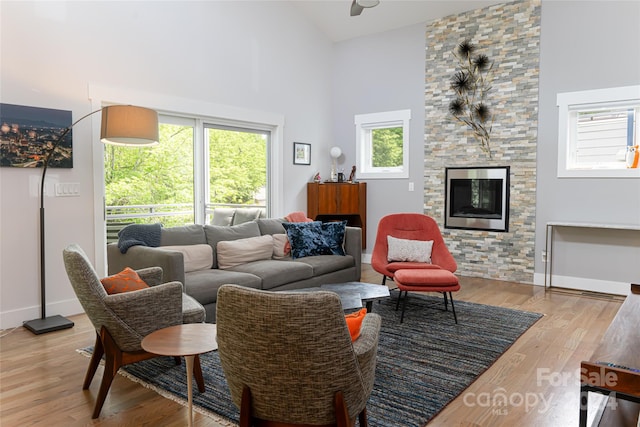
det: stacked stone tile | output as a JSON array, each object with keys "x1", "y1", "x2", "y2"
[{"x1": 424, "y1": 0, "x2": 540, "y2": 283}]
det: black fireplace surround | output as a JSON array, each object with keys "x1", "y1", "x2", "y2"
[{"x1": 445, "y1": 166, "x2": 510, "y2": 232}]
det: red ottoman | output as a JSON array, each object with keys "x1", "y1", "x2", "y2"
[{"x1": 394, "y1": 268, "x2": 460, "y2": 324}]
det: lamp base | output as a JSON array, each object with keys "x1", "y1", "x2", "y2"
[{"x1": 23, "y1": 315, "x2": 74, "y2": 335}]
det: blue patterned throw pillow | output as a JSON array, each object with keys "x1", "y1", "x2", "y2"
[{"x1": 283, "y1": 221, "x2": 347, "y2": 259}]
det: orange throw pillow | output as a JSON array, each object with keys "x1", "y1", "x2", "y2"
[
  {"x1": 100, "y1": 267, "x2": 150, "y2": 295},
  {"x1": 345, "y1": 308, "x2": 367, "y2": 341}
]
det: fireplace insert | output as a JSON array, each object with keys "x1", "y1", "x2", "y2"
[{"x1": 445, "y1": 166, "x2": 510, "y2": 232}]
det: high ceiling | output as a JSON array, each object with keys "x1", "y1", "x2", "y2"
[{"x1": 292, "y1": 0, "x2": 509, "y2": 42}]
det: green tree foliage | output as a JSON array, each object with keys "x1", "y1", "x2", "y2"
[
  {"x1": 104, "y1": 124, "x2": 267, "y2": 227},
  {"x1": 372, "y1": 127, "x2": 403, "y2": 167},
  {"x1": 208, "y1": 128, "x2": 266, "y2": 205},
  {"x1": 105, "y1": 124, "x2": 194, "y2": 206}
]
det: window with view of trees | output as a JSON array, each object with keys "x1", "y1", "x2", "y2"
[
  {"x1": 104, "y1": 115, "x2": 269, "y2": 239},
  {"x1": 355, "y1": 109, "x2": 411, "y2": 179}
]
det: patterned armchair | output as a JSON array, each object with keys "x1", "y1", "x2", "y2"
[
  {"x1": 62, "y1": 244, "x2": 206, "y2": 418},
  {"x1": 216, "y1": 284, "x2": 381, "y2": 427}
]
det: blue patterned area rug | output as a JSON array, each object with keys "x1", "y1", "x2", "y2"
[{"x1": 79, "y1": 293, "x2": 543, "y2": 426}]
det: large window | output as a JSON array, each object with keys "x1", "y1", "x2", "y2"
[
  {"x1": 104, "y1": 115, "x2": 271, "y2": 239},
  {"x1": 355, "y1": 109, "x2": 411, "y2": 179},
  {"x1": 557, "y1": 85, "x2": 640, "y2": 178},
  {"x1": 205, "y1": 125, "x2": 269, "y2": 223}
]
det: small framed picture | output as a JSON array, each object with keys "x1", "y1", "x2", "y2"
[{"x1": 293, "y1": 142, "x2": 311, "y2": 165}]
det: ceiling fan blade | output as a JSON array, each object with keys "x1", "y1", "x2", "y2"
[{"x1": 350, "y1": 0, "x2": 364, "y2": 16}]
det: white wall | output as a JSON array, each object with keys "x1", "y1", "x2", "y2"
[
  {"x1": 331, "y1": 23, "x2": 427, "y2": 258},
  {"x1": 534, "y1": 1, "x2": 640, "y2": 292},
  {"x1": 0, "y1": 1, "x2": 334, "y2": 328}
]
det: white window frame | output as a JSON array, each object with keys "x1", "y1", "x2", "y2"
[
  {"x1": 557, "y1": 85, "x2": 640, "y2": 178},
  {"x1": 355, "y1": 109, "x2": 411, "y2": 179}
]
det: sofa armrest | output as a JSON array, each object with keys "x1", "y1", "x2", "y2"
[
  {"x1": 344, "y1": 226, "x2": 362, "y2": 280},
  {"x1": 107, "y1": 243, "x2": 186, "y2": 285}
]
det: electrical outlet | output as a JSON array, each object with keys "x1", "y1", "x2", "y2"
[{"x1": 408, "y1": 182, "x2": 414, "y2": 192}]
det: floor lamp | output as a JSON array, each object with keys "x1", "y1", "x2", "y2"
[{"x1": 23, "y1": 105, "x2": 159, "y2": 335}]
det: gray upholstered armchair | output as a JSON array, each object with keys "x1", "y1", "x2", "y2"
[
  {"x1": 62, "y1": 244, "x2": 206, "y2": 418},
  {"x1": 216, "y1": 284, "x2": 381, "y2": 427}
]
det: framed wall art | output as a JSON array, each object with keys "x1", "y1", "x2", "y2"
[
  {"x1": 0, "y1": 103, "x2": 73, "y2": 168},
  {"x1": 293, "y1": 142, "x2": 311, "y2": 165}
]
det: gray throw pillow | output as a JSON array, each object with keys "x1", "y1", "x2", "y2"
[{"x1": 255, "y1": 217, "x2": 286, "y2": 235}]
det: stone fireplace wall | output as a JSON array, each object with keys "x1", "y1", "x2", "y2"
[{"x1": 424, "y1": 0, "x2": 540, "y2": 283}]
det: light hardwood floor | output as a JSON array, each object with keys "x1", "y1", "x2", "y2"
[{"x1": 0, "y1": 265, "x2": 627, "y2": 427}]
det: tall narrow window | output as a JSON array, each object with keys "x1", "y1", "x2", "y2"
[
  {"x1": 205, "y1": 125, "x2": 269, "y2": 223},
  {"x1": 355, "y1": 109, "x2": 410, "y2": 179},
  {"x1": 104, "y1": 116, "x2": 195, "y2": 241}
]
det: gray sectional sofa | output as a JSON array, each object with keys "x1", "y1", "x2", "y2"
[{"x1": 106, "y1": 218, "x2": 362, "y2": 322}]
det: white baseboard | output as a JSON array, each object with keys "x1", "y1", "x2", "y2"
[
  {"x1": 533, "y1": 273, "x2": 631, "y2": 296},
  {"x1": 362, "y1": 254, "x2": 372, "y2": 264},
  {"x1": 0, "y1": 298, "x2": 84, "y2": 330}
]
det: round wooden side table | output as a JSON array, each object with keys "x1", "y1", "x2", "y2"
[{"x1": 141, "y1": 323, "x2": 217, "y2": 427}]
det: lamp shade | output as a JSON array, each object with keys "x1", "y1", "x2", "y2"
[{"x1": 100, "y1": 105, "x2": 159, "y2": 146}]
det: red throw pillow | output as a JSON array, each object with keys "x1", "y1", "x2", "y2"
[
  {"x1": 345, "y1": 308, "x2": 367, "y2": 341},
  {"x1": 100, "y1": 267, "x2": 149, "y2": 295}
]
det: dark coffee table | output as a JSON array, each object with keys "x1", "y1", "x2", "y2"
[{"x1": 288, "y1": 281, "x2": 390, "y2": 312}]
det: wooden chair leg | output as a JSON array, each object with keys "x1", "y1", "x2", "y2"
[
  {"x1": 193, "y1": 354, "x2": 205, "y2": 393},
  {"x1": 239, "y1": 385, "x2": 252, "y2": 427},
  {"x1": 83, "y1": 332, "x2": 104, "y2": 390},
  {"x1": 334, "y1": 391, "x2": 353, "y2": 427},
  {"x1": 92, "y1": 327, "x2": 123, "y2": 419},
  {"x1": 358, "y1": 406, "x2": 368, "y2": 427}
]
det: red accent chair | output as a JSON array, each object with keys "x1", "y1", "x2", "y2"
[{"x1": 371, "y1": 213, "x2": 460, "y2": 323}]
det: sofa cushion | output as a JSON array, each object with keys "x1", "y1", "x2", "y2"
[
  {"x1": 204, "y1": 221, "x2": 261, "y2": 268},
  {"x1": 283, "y1": 221, "x2": 347, "y2": 259},
  {"x1": 272, "y1": 234, "x2": 291, "y2": 259},
  {"x1": 345, "y1": 308, "x2": 367, "y2": 341},
  {"x1": 232, "y1": 208, "x2": 264, "y2": 225},
  {"x1": 217, "y1": 235, "x2": 273, "y2": 269},
  {"x1": 211, "y1": 208, "x2": 236, "y2": 226},
  {"x1": 387, "y1": 235, "x2": 434, "y2": 263},
  {"x1": 294, "y1": 254, "x2": 355, "y2": 276},
  {"x1": 100, "y1": 267, "x2": 149, "y2": 294},
  {"x1": 160, "y1": 224, "x2": 207, "y2": 246},
  {"x1": 159, "y1": 244, "x2": 213, "y2": 273},
  {"x1": 256, "y1": 217, "x2": 286, "y2": 235},
  {"x1": 184, "y1": 269, "x2": 262, "y2": 306},
  {"x1": 230, "y1": 260, "x2": 314, "y2": 290}
]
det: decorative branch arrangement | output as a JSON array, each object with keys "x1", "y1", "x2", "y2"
[{"x1": 448, "y1": 40, "x2": 494, "y2": 158}]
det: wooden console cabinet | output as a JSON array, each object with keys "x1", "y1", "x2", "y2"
[
  {"x1": 579, "y1": 283, "x2": 640, "y2": 426},
  {"x1": 307, "y1": 182, "x2": 367, "y2": 248}
]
